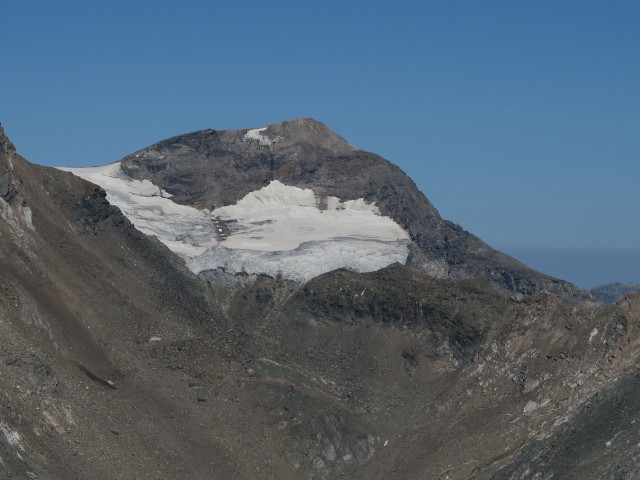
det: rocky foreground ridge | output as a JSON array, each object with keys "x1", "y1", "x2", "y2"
[{"x1": 0, "y1": 123, "x2": 638, "y2": 479}]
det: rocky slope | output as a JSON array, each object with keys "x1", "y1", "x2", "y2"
[
  {"x1": 1, "y1": 124, "x2": 637, "y2": 479},
  {"x1": 65, "y1": 119, "x2": 592, "y2": 303},
  {"x1": 0, "y1": 124, "x2": 244, "y2": 479}
]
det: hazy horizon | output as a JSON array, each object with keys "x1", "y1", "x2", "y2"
[{"x1": 501, "y1": 246, "x2": 640, "y2": 290}]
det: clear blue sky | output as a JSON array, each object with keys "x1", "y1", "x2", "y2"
[{"x1": 2, "y1": 1, "x2": 639, "y2": 283}]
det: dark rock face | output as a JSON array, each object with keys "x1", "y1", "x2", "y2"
[
  {"x1": 0, "y1": 125, "x2": 15, "y2": 200},
  {"x1": 290, "y1": 266, "x2": 488, "y2": 363},
  {"x1": 118, "y1": 118, "x2": 592, "y2": 303},
  {"x1": 0, "y1": 124, "x2": 16, "y2": 155},
  {"x1": 0, "y1": 159, "x2": 12, "y2": 200},
  {"x1": 592, "y1": 282, "x2": 640, "y2": 306}
]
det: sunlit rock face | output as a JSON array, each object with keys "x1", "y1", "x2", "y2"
[{"x1": 58, "y1": 163, "x2": 410, "y2": 283}]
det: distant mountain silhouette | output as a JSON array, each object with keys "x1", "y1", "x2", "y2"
[{"x1": 592, "y1": 282, "x2": 640, "y2": 305}]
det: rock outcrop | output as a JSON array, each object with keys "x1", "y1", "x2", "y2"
[{"x1": 0, "y1": 124, "x2": 15, "y2": 200}]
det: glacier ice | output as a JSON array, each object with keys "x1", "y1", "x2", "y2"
[{"x1": 58, "y1": 164, "x2": 410, "y2": 283}]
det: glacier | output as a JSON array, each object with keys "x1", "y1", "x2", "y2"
[{"x1": 58, "y1": 163, "x2": 410, "y2": 283}]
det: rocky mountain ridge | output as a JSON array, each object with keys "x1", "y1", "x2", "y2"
[
  {"x1": 70, "y1": 118, "x2": 592, "y2": 304},
  {"x1": 0, "y1": 123, "x2": 636, "y2": 479}
]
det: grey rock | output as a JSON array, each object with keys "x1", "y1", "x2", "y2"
[
  {"x1": 523, "y1": 377, "x2": 540, "y2": 393},
  {"x1": 0, "y1": 127, "x2": 14, "y2": 200}
]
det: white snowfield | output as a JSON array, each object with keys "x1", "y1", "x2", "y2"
[
  {"x1": 243, "y1": 127, "x2": 275, "y2": 146},
  {"x1": 58, "y1": 163, "x2": 410, "y2": 283},
  {"x1": 58, "y1": 163, "x2": 217, "y2": 257}
]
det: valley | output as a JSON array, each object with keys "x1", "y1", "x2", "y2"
[{"x1": 0, "y1": 121, "x2": 638, "y2": 479}]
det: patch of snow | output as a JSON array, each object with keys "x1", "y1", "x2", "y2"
[
  {"x1": 213, "y1": 181, "x2": 406, "y2": 252},
  {"x1": 56, "y1": 167, "x2": 411, "y2": 283},
  {"x1": 189, "y1": 181, "x2": 410, "y2": 281},
  {"x1": 188, "y1": 236, "x2": 409, "y2": 283},
  {"x1": 58, "y1": 163, "x2": 215, "y2": 258},
  {"x1": 243, "y1": 127, "x2": 274, "y2": 146},
  {"x1": 589, "y1": 328, "x2": 599, "y2": 343}
]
